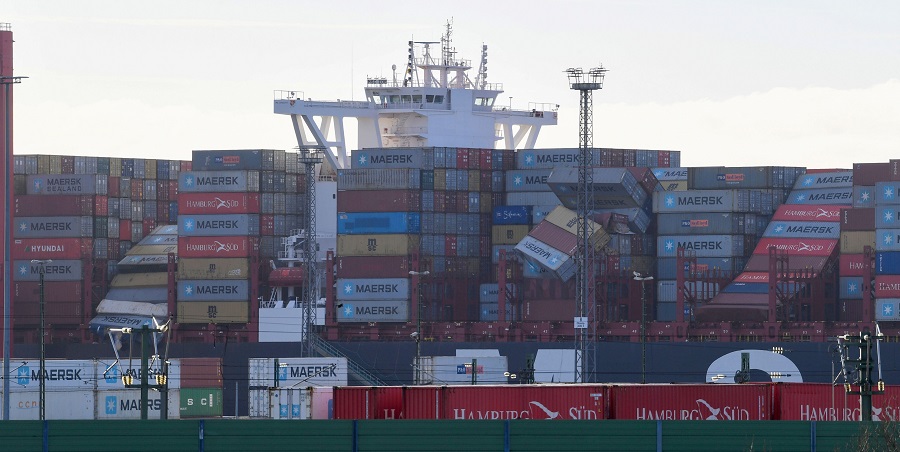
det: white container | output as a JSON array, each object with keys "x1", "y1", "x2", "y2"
[
  {"x1": 9, "y1": 359, "x2": 96, "y2": 392},
  {"x1": 96, "y1": 298, "x2": 168, "y2": 318},
  {"x1": 269, "y1": 388, "x2": 313, "y2": 420},
  {"x1": 95, "y1": 358, "x2": 182, "y2": 390},
  {"x1": 249, "y1": 389, "x2": 270, "y2": 418},
  {"x1": 0, "y1": 390, "x2": 94, "y2": 420},
  {"x1": 95, "y1": 389, "x2": 180, "y2": 419},
  {"x1": 419, "y1": 356, "x2": 509, "y2": 385},
  {"x1": 248, "y1": 357, "x2": 348, "y2": 388}
]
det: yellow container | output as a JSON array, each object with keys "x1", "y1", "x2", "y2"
[
  {"x1": 544, "y1": 205, "x2": 611, "y2": 250},
  {"x1": 468, "y1": 170, "x2": 481, "y2": 191},
  {"x1": 177, "y1": 301, "x2": 249, "y2": 324},
  {"x1": 337, "y1": 234, "x2": 421, "y2": 256},
  {"x1": 178, "y1": 258, "x2": 251, "y2": 280},
  {"x1": 661, "y1": 180, "x2": 689, "y2": 191},
  {"x1": 127, "y1": 244, "x2": 178, "y2": 256},
  {"x1": 434, "y1": 169, "x2": 447, "y2": 191},
  {"x1": 111, "y1": 273, "x2": 169, "y2": 287},
  {"x1": 492, "y1": 225, "x2": 530, "y2": 245},
  {"x1": 840, "y1": 231, "x2": 875, "y2": 254}
]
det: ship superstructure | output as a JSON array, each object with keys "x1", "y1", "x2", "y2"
[{"x1": 273, "y1": 21, "x2": 557, "y2": 174}]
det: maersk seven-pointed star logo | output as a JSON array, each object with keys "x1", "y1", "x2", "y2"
[
  {"x1": 357, "y1": 152, "x2": 368, "y2": 166},
  {"x1": 280, "y1": 404, "x2": 289, "y2": 417},
  {"x1": 885, "y1": 186, "x2": 895, "y2": 200},
  {"x1": 654, "y1": 170, "x2": 664, "y2": 179},
  {"x1": 664, "y1": 240, "x2": 675, "y2": 252},
  {"x1": 803, "y1": 177, "x2": 814, "y2": 186},
  {"x1": 18, "y1": 221, "x2": 28, "y2": 232},
  {"x1": 342, "y1": 304, "x2": 354, "y2": 318},
  {"x1": 17, "y1": 366, "x2": 31, "y2": 385},
  {"x1": 513, "y1": 175, "x2": 523, "y2": 186},
  {"x1": 884, "y1": 303, "x2": 895, "y2": 318},
  {"x1": 884, "y1": 233, "x2": 894, "y2": 246},
  {"x1": 884, "y1": 209, "x2": 894, "y2": 224},
  {"x1": 343, "y1": 283, "x2": 354, "y2": 295},
  {"x1": 18, "y1": 265, "x2": 28, "y2": 276},
  {"x1": 522, "y1": 153, "x2": 535, "y2": 167},
  {"x1": 183, "y1": 175, "x2": 194, "y2": 187},
  {"x1": 847, "y1": 282, "x2": 858, "y2": 293},
  {"x1": 183, "y1": 218, "x2": 195, "y2": 231},
  {"x1": 106, "y1": 396, "x2": 118, "y2": 415},
  {"x1": 772, "y1": 224, "x2": 785, "y2": 234},
  {"x1": 664, "y1": 195, "x2": 675, "y2": 208},
  {"x1": 32, "y1": 178, "x2": 44, "y2": 193},
  {"x1": 795, "y1": 193, "x2": 807, "y2": 203},
  {"x1": 860, "y1": 190, "x2": 871, "y2": 202},
  {"x1": 183, "y1": 284, "x2": 194, "y2": 296}
]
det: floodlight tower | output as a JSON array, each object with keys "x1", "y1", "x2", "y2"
[
  {"x1": 298, "y1": 147, "x2": 323, "y2": 357},
  {"x1": 566, "y1": 65, "x2": 607, "y2": 384}
]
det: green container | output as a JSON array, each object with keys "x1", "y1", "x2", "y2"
[{"x1": 179, "y1": 388, "x2": 223, "y2": 417}]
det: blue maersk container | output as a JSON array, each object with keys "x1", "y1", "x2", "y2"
[
  {"x1": 876, "y1": 252, "x2": 900, "y2": 275},
  {"x1": 337, "y1": 212, "x2": 421, "y2": 234},
  {"x1": 839, "y1": 276, "x2": 864, "y2": 300}
]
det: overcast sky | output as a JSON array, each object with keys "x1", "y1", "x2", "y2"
[{"x1": 3, "y1": 1, "x2": 898, "y2": 168}]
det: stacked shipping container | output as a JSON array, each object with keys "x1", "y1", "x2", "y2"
[{"x1": 11, "y1": 156, "x2": 184, "y2": 343}]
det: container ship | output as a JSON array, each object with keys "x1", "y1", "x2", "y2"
[{"x1": 3, "y1": 22, "x2": 900, "y2": 418}]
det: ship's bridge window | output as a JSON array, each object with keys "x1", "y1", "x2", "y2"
[
  {"x1": 475, "y1": 97, "x2": 494, "y2": 107},
  {"x1": 389, "y1": 95, "x2": 400, "y2": 104},
  {"x1": 401, "y1": 95, "x2": 412, "y2": 104},
  {"x1": 372, "y1": 95, "x2": 383, "y2": 104},
  {"x1": 412, "y1": 95, "x2": 422, "y2": 103}
]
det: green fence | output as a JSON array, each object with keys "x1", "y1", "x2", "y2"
[{"x1": 1, "y1": 419, "x2": 894, "y2": 451}]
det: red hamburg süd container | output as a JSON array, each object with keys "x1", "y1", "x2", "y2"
[
  {"x1": 14, "y1": 195, "x2": 97, "y2": 216},
  {"x1": 178, "y1": 236, "x2": 255, "y2": 258},
  {"x1": 771, "y1": 205, "x2": 842, "y2": 222},
  {"x1": 333, "y1": 387, "x2": 375, "y2": 420},
  {"x1": 441, "y1": 385, "x2": 607, "y2": 420},
  {"x1": 157, "y1": 180, "x2": 170, "y2": 201},
  {"x1": 744, "y1": 255, "x2": 830, "y2": 273},
  {"x1": 14, "y1": 281, "x2": 84, "y2": 303},
  {"x1": 875, "y1": 275, "x2": 900, "y2": 298},
  {"x1": 610, "y1": 384, "x2": 770, "y2": 420},
  {"x1": 753, "y1": 238, "x2": 837, "y2": 257},
  {"x1": 775, "y1": 383, "x2": 900, "y2": 421},
  {"x1": 839, "y1": 254, "x2": 866, "y2": 276},
  {"x1": 374, "y1": 387, "x2": 404, "y2": 419},
  {"x1": 11, "y1": 238, "x2": 91, "y2": 260},
  {"x1": 841, "y1": 207, "x2": 875, "y2": 231},
  {"x1": 178, "y1": 192, "x2": 261, "y2": 214},
  {"x1": 169, "y1": 180, "x2": 179, "y2": 200},
  {"x1": 337, "y1": 190, "x2": 421, "y2": 212},
  {"x1": 335, "y1": 256, "x2": 410, "y2": 279},
  {"x1": 658, "y1": 151, "x2": 670, "y2": 167},
  {"x1": 180, "y1": 358, "x2": 224, "y2": 389}
]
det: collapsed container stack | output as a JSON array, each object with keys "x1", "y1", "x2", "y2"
[
  {"x1": 11, "y1": 155, "x2": 183, "y2": 343},
  {"x1": 654, "y1": 166, "x2": 805, "y2": 321},
  {"x1": 694, "y1": 170, "x2": 852, "y2": 322}
]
